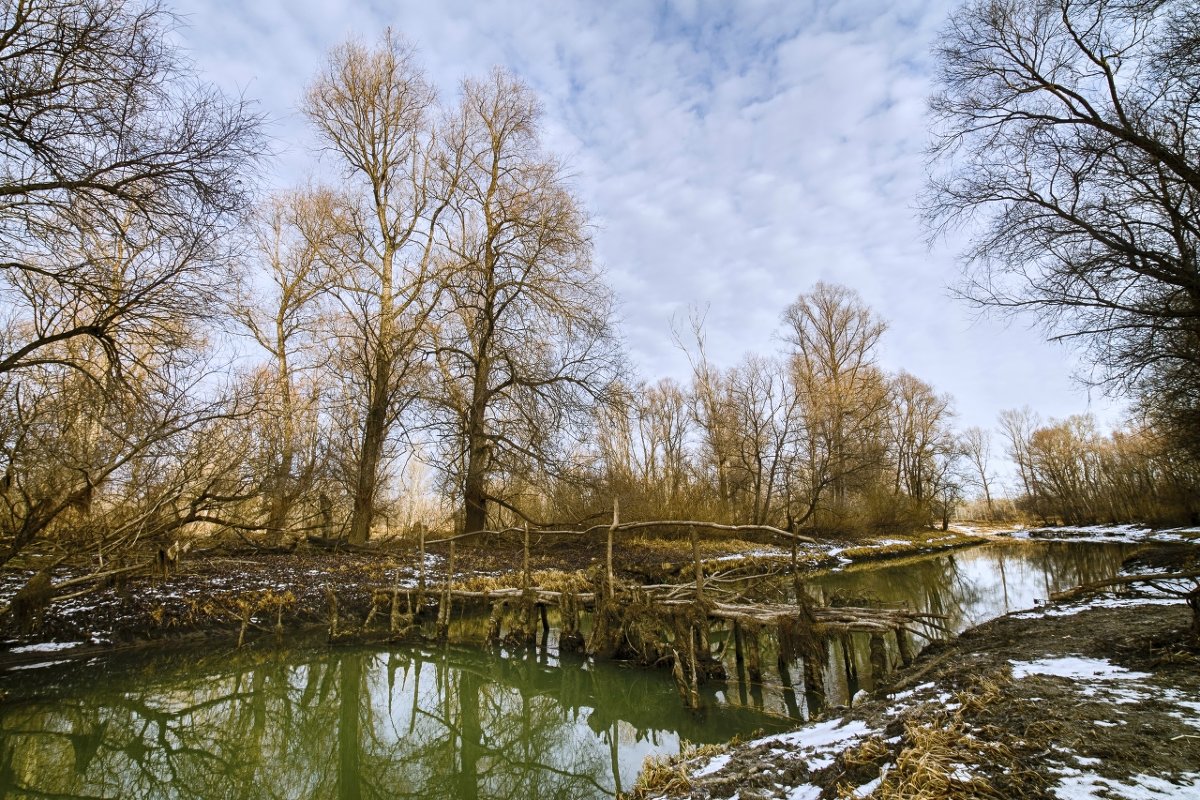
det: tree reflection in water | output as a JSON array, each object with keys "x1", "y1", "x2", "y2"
[
  {"x1": 0, "y1": 542, "x2": 1136, "y2": 797},
  {"x1": 735, "y1": 541, "x2": 1135, "y2": 706},
  {"x1": 808, "y1": 541, "x2": 1133, "y2": 633},
  {"x1": 0, "y1": 641, "x2": 789, "y2": 800}
]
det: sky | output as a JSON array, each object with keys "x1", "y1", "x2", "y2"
[{"x1": 168, "y1": 0, "x2": 1125, "y2": 448}]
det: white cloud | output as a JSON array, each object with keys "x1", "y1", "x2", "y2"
[{"x1": 170, "y1": 0, "x2": 1125, "y2": 432}]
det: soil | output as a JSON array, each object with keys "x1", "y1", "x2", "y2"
[
  {"x1": 2, "y1": 527, "x2": 1198, "y2": 798},
  {"x1": 649, "y1": 598, "x2": 1200, "y2": 799},
  {"x1": 0, "y1": 527, "x2": 985, "y2": 658}
]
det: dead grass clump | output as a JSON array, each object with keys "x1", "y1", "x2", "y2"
[
  {"x1": 953, "y1": 674, "x2": 1008, "y2": 715},
  {"x1": 871, "y1": 720, "x2": 1009, "y2": 800},
  {"x1": 627, "y1": 535, "x2": 771, "y2": 561},
  {"x1": 864, "y1": 672, "x2": 1042, "y2": 800},
  {"x1": 625, "y1": 742, "x2": 726, "y2": 799},
  {"x1": 453, "y1": 569, "x2": 591, "y2": 594},
  {"x1": 833, "y1": 735, "x2": 895, "y2": 794},
  {"x1": 843, "y1": 736, "x2": 892, "y2": 768},
  {"x1": 528, "y1": 569, "x2": 592, "y2": 594},
  {"x1": 626, "y1": 753, "x2": 692, "y2": 799}
]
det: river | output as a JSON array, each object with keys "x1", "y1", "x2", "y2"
[{"x1": 0, "y1": 540, "x2": 1135, "y2": 799}]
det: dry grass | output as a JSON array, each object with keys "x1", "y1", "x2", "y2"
[
  {"x1": 626, "y1": 534, "x2": 777, "y2": 560},
  {"x1": 453, "y1": 569, "x2": 592, "y2": 594},
  {"x1": 624, "y1": 741, "x2": 729, "y2": 799},
  {"x1": 859, "y1": 673, "x2": 1041, "y2": 800},
  {"x1": 871, "y1": 720, "x2": 1011, "y2": 800},
  {"x1": 837, "y1": 531, "x2": 985, "y2": 562}
]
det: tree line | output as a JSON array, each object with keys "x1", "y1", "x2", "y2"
[{"x1": 2, "y1": 0, "x2": 1199, "y2": 573}]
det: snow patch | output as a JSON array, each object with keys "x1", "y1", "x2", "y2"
[
  {"x1": 712, "y1": 549, "x2": 786, "y2": 562},
  {"x1": 695, "y1": 753, "x2": 731, "y2": 778},
  {"x1": 1009, "y1": 656, "x2": 1150, "y2": 681},
  {"x1": 1011, "y1": 596, "x2": 1181, "y2": 620},
  {"x1": 850, "y1": 775, "x2": 883, "y2": 797},
  {"x1": 1052, "y1": 771, "x2": 1200, "y2": 799},
  {"x1": 9, "y1": 641, "x2": 83, "y2": 654},
  {"x1": 754, "y1": 718, "x2": 872, "y2": 751}
]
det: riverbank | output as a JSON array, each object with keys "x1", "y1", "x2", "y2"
[
  {"x1": 0, "y1": 526, "x2": 991, "y2": 661},
  {"x1": 633, "y1": 594, "x2": 1200, "y2": 800}
]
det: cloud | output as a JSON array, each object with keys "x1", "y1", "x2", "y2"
[{"x1": 169, "y1": 0, "x2": 1125, "y2": 432}]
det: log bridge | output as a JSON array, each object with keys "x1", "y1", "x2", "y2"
[{"x1": 324, "y1": 507, "x2": 950, "y2": 711}]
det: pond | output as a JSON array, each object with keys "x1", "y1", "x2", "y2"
[{"x1": 0, "y1": 540, "x2": 1136, "y2": 799}]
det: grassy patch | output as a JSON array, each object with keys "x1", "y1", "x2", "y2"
[{"x1": 838, "y1": 531, "x2": 988, "y2": 562}]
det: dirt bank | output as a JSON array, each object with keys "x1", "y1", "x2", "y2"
[
  {"x1": 639, "y1": 597, "x2": 1200, "y2": 799},
  {"x1": 0, "y1": 527, "x2": 989, "y2": 658}
]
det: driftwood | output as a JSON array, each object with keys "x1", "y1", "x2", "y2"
[
  {"x1": 1051, "y1": 570, "x2": 1200, "y2": 601},
  {"x1": 423, "y1": 516, "x2": 818, "y2": 546}
]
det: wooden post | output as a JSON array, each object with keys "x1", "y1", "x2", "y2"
[
  {"x1": 671, "y1": 649, "x2": 690, "y2": 706},
  {"x1": 485, "y1": 600, "x2": 506, "y2": 646},
  {"x1": 325, "y1": 586, "x2": 339, "y2": 640},
  {"x1": 437, "y1": 541, "x2": 455, "y2": 640},
  {"x1": 733, "y1": 620, "x2": 746, "y2": 669},
  {"x1": 691, "y1": 526, "x2": 704, "y2": 601},
  {"x1": 237, "y1": 602, "x2": 251, "y2": 648},
  {"x1": 840, "y1": 633, "x2": 859, "y2": 696},
  {"x1": 559, "y1": 591, "x2": 584, "y2": 653},
  {"x1": 540, "y1": 604, "x2": 550, "y2": 643},
  {"x1": 523, "y1": 523, "x2": 531, "y2": 590},
  {"x1": 803, "y1": 648, "x2": 827, "y2": 714},
  {"x1": 869, "y1": 633, "x2": 888, "y2": 684},
  {"x1": 791, "y1": 530, "x2": 798, "y2": 568},
  {"x1": 896, "y1": 627, "x2": 914, "y2": 667},
  {"x1": 688, "y1": 625, "x2": 701, "y2": 709},
  {"x1": 746, "y1": 627, "x2": 763, "y2": 683}
]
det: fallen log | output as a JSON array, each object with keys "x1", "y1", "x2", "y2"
[{"x1": 1051, "y1": 570, "x2": 1200, "y2": 601}]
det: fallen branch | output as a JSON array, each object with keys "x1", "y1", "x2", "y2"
[{"x1": 1051, "y1": 570, "x2": 1200, "y2": 601}]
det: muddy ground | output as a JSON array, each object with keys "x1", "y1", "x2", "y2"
[
  {"x1": 644, "y1": 597, "x2": 1200, "y2": 799},
  {"x1": 0, "y1": 527, "x2": 986, "y2": 656}
]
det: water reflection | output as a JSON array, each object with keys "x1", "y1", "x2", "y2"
[
  {"x1": 0, "y1": 542, "x2": 1135, "y2": 797},
  {"x1": 0, "y1": 644, "x2": 789, "y2": 800},
  {"x1": 779, "y1": 541, "x2": 1134, "y2": 705},
  {"x1": 807, "y1": 541, "x2": 1132, "y2": 632}
]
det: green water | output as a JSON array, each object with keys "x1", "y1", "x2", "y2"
[
  {"x1": 0, "y1": 642, "x2": 790, "y2": 799},
  {"x1": 0, "y1": 541, "x2": 1138, "y2": 798}
]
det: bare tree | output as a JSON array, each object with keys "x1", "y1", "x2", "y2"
[
  {"x1": 592, "y1": 379, "x2": 695, "y2": 519},
  {"x1": 723, "y1": 355, "x2": 801, "y2": 526},
  {"x1": 429, "y1": 68, "x2": 620, "y2": 533},
  {"x1": 0, "y1": 0, "x2": 262, "y2": 570},
  {"x1": 961, "y1": 425, "x2": 996, "y2": 519},
  {"x1": 782, "y1": 282, "x2": 890, "y2": 531},
  {"x1": 0, "y1": 0, "x2": 262, "y2": 382},
  {"x1": 926, "y1": 0, "x2": 1200, "y2": 456},
  {"x1": 999, "y1": 406, "x2": 1042, "y2": 518},
  {"x1": 677, "y1": 309, "x2": 741, "y2": 520},
  {"x1": 302, "y1": 32, "x2": 455, "y2": 544},
  {"x1": 234, "y1": 192, "x2": 334, "y2": 541},
  {"x1": 888, "y1": 371, "x2": 956, "y2": 512}
]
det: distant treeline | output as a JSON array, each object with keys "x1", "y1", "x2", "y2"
[{"x1": 2, "y1": 1, "x2": 1198, "y2": 576}]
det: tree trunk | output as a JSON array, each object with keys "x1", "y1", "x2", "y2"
[
  {"x1": 349, "y1": 384, "x2": 388, "y2": 545},
  {"x1": 265, "y1": 349, "x2": 295, "y2": 540},
  {"x1": 348, "y1": 224, "x2": 398, "y2": 545},
  {"x1": 348, "y1": 247, "x2": 395, "y2": 545},
  {"x1": 462, "y1": 350, "x2": 492, "y2": 534}
]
